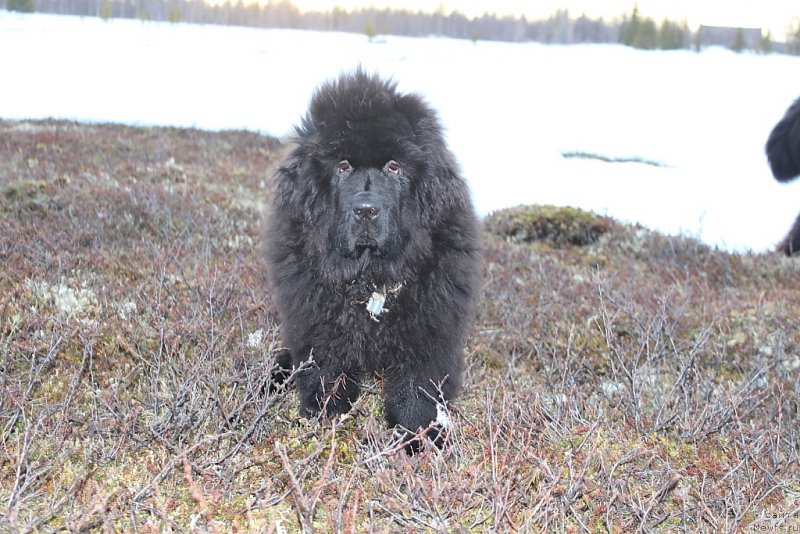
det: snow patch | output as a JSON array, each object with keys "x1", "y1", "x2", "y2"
[{"x1": 3, "y1": 12, "x2": 800, "y2": 252}]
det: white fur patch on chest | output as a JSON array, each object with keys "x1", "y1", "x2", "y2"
[
  {"x1": 366, "y1": 291, "x2": 386, "y2": 316},
  {"x1": 361, "y1": 281, "x2": 404, "y2": 321}
]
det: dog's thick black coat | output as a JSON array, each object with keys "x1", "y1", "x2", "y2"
[
  {"x1": 766, "y1": 97, "x2": 800, "y2": 255},
  {"x1": 265, "y1": 70, "x2": 481, "y2": 451},
  {"x1": 766, "y1": 98, "x2": 800, "y2": 182}
]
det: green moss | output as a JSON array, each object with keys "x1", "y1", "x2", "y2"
[
  {"x1": 3, "y1": 179, "x2": 49, "y2": 203},
  {"x1": 1, "y1": 179, "x2": 66, "y2": 217},
  {"x1": 484, "y1": 204, "x2": 619, "y2": 247}
]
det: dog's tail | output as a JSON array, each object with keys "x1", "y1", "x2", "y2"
[{"x1": 766, "y1": 98, "x2": 800, "y2": 182}]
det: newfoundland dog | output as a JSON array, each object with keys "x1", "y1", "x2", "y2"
[
  {"x1": 265, "y1": 70, "x2": 481, "y2": 452},
  {"x1": 766, "y1": 97, "x2": 800, "y2": 255}
]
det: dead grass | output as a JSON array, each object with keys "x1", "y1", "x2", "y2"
[{"x1": 1, "y1": 119, "x2": 798, "y2": 532}]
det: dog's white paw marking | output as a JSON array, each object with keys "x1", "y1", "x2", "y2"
[{"x1": 435, "y1": 403, "x2": 452, "y2": 429}]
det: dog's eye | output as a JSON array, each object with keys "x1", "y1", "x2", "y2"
[
  {"x1": 386, "y1": 161, "x2": 401, "y2": 175},
  {"x1": 338, "y1": 160, "x2": 351, "y2": 174}
]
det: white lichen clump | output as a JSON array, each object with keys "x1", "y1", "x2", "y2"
[
  {"x1": 247, "y1": 328, "x2": 264, "y2": 348},
  {"x1": 226, "y1": 234, "x2": 254, "y2": 250},
  {"x1": 26, "y1": 279, "x2": 98, "y2": 317},
  {"x1": 118, "y1": 300, "x2": 137, "y2": 320}
]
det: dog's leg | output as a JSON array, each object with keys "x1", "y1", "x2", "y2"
[
  {"x1": 267, "y1": 348, "x2": 294, "y2": 393},
  {"x1": 778, "y1": 211, "x2": 800, "y2": 256},
  {"x1": 294, "y1": 359, "x2": 361, "y2": 419},
  {"x1": 382, "y1": 373, "x2": 454, "y2": 454}
]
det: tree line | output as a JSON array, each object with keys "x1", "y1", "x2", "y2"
[{"x1": 4, "y1": 0, "x2": 799, "y2": 54}]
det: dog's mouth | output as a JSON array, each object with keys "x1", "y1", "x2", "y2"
[{"x1": 354, "y1": 237, "x2": 380, "y2": 256}]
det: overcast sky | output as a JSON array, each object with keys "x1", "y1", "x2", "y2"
[{"x1": 292, "y1": 0, "x2": 798, "y2": 39}]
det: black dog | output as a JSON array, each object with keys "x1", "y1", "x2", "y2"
[
  {"x1": 265, "y1": 70, "x2": 481, "y2": 452},
  {"x1": 766, "y1": 97, "x2": 800, "y2": 255}
]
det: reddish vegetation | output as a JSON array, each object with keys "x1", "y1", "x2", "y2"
[{"x1": 1, "y1": 120, "x2": 798, "y2": 532}]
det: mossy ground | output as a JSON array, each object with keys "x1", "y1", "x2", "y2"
[
  {"x1": 1, "y1": 120, "x2": 798, "y2": 532},
  {"x1": 484, "y1": 204, "x2": 621, "y2": 247}
]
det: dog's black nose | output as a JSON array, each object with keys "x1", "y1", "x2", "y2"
[{"x1": 352, "y1": 193, "x2": 382, "y2": 221}]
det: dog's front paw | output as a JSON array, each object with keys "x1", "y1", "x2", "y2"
[
  {"x1": 392, "y1": 403, "x2": 452, "y2": 455},
  {"x1": 296, "y1": 369, "x2": 360, "y2": 420}
]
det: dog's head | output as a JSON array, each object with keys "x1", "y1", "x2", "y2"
[{"x1": 272, "y1": 69, "x2": 470, "y2": 283}]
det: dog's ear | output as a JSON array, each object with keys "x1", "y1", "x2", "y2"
[
  {"x1": 274, "y1": 143, "x2": 328, "y2": 222},
  {"x1": 396, "y1": 93, "x2": 473, "y2": 222},
  {"x1": 766, "y1": 98, "x2": 800, "y2": 182},
  {"x1": 274, "y1": 157, "x2": 302, "y2": 216}
]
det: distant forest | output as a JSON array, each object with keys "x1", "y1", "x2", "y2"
[{"x1": 4, "y1": 0, "x2": 800, "y2": 53}]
